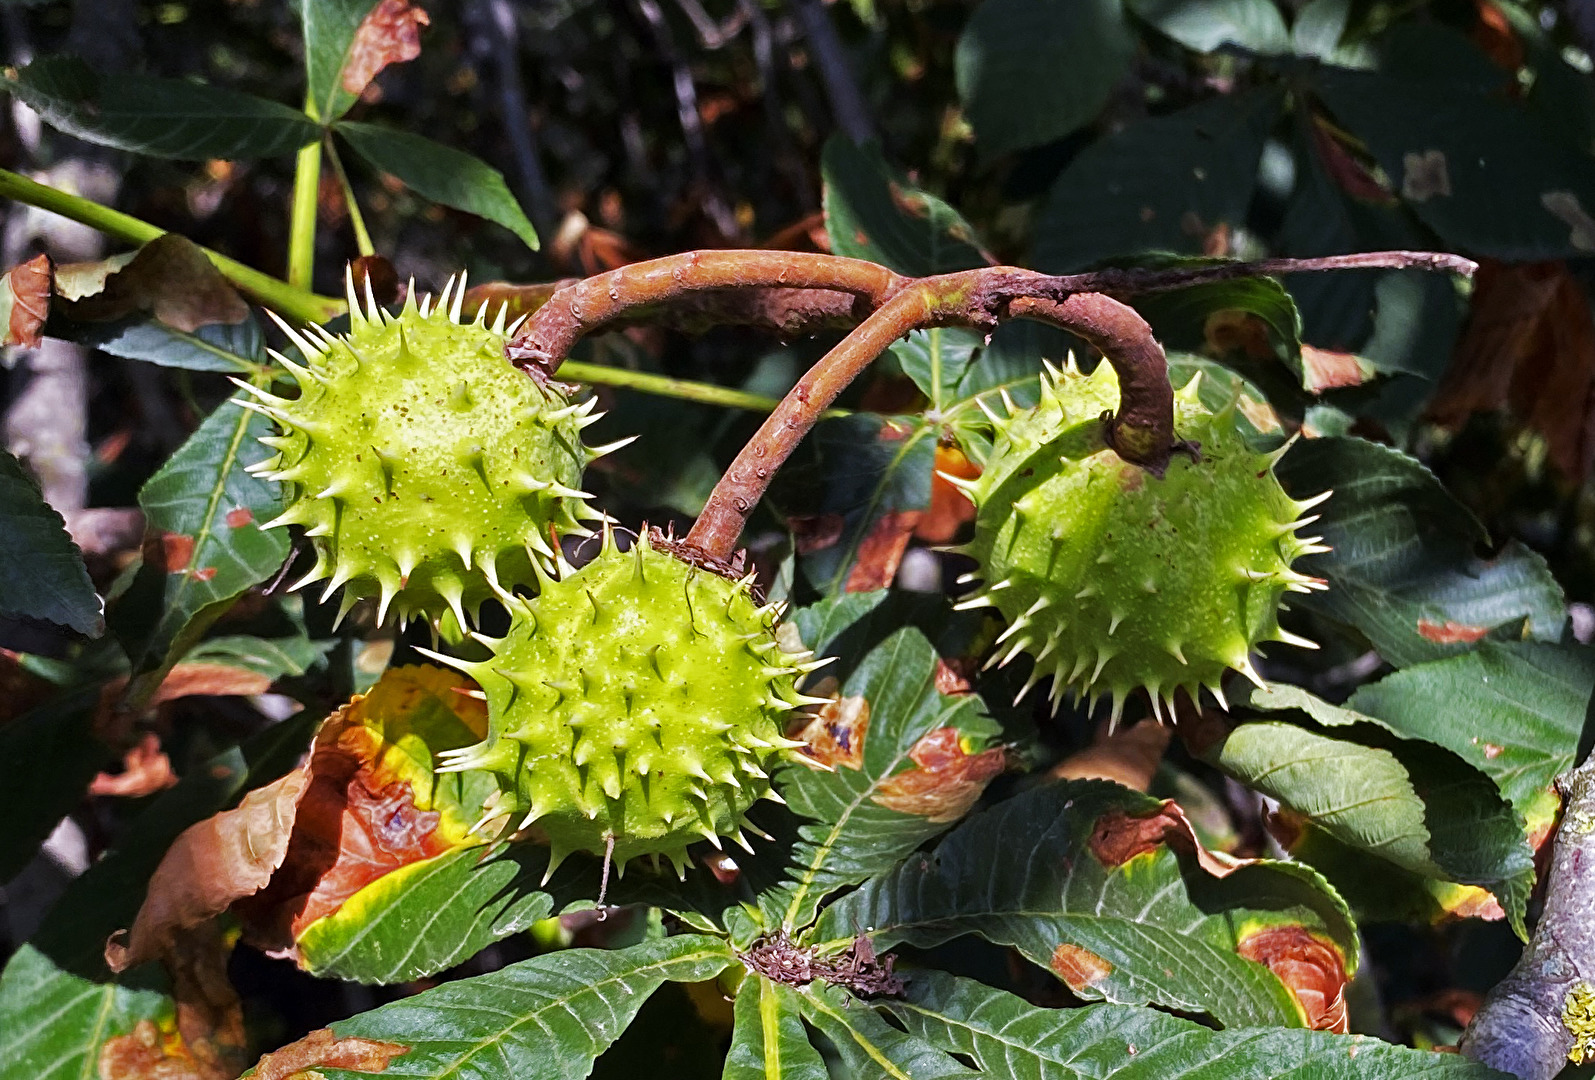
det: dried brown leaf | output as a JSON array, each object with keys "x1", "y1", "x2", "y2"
[
  {"x1": 1238, "y1": 925, "x2": 1349, "y2": 1032},
  {"x1": 845, "y1": 509, "x2": 920, "y2": 592},
  {"x1": 916, "y1": 445, "x2": 977, "y2": 543},
  {"x1": 1087, "y1": 799, "x2": 1236, "y2": 878},
  {"x1": 798, "y1": 695, "x2": 869, "y2": 770},
  {"x1": 873, "y1": 727, "x2": 1005, "y2": 823},
  {"x1": 1, "y1": 253, "x2": 51, "y2": 348},
  {"x1": 90, "y1": 732, "x2": 179, "y2": 798},
  {"x1": 253, "y1": 1028, "x2": 409, "y2": 1080},
  {"x1": 340, "y1": 0, "x2": 431, "y2": 98},
  {"x1": 106, "y1": 766, "x2": 312, "y2": 971},
  {"x1": 57, "y1": 236, "x2": 247, "y2": 332},
  {"x1": 1051, "y1": 719, "x2": 1172, "y2": 792}
]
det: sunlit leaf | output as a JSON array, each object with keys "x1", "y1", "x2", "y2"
[
  {"x1": 724, "y1": 976, "x2": 828, "y2": 1080},
  {"x1": 1126, "y1": 0, "x2": 1288, "y2": 52},
  {"x1": 822, "y1": 136, "x2": 987, "y2": 276}
]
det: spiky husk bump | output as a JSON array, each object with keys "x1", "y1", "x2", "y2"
[
  {"x1": 432, "y1": 529, "x2": 825, "y2": 877},
  {"x1": 950, "y1": 358, "x2": 1329, "y2": 724},
  {"x1": 242, "y1": 271, "x2": 622, "y2": 629}
]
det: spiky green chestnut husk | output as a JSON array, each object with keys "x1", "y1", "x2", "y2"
[
  {"x1": 241, "y1": 272, "x2": 623, "y2": 629},
  {"x1": 950, "y1": 358, "x2": 1329, "y2": 723},
  {"x1": 433, "y1": 528, "x2": 825, "y2": 877}
]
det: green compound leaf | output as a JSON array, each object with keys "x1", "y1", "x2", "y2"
[
  {"x1": 0, "y1": 450, "x2": 101, "y2": 635},
  {"x1": 724, "y1": 977, "x2": 829, "y2": 1080},
  {"x1": 1275, "y1": 437, "x2": 1567, "y2": 668},
  {"x1": 821, "y1": 136, "x2": 988, "y2": 277},
  {"x1": 3, "y1": 56, "x2": 318, "y2": 159},
  {"x1": 799, "y1": 981, "x2": 979, "y2": 1080},
  {"x1": 889, "y1": 970, "x2": 1510, "y2": 1077},
  {"x1": 815, "y1": 779, "x2": 1357, "y2": 1029},
  {"x1": 955, "y1": 0, "x2": 1134, "y2": 156},
  {"x1": 298, "y1": 936, "x2": 734, "y2": 1080},
  {"x1": 1035, "y1": 90, "x2": 1283, "y2": 272},
  {"x1": 109, "y1": 393, "x2": 290, "y2": 704},
  {"x1": 335, "y1": 121, "x2": 539, "y2": 249},
  {"x1": 1198, "y1": 703, "x2": 1535, "y2": 937},
  {"x1": 764, "y1": 627, "x2": 1004, "y2": 932},
  {"x1": 1349, "y1": 642, "x2": 1595, "y2": 844}
]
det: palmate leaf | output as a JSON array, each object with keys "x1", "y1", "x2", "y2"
[
  {"x1": 109, "y1": 393, "x2": 289, "y2": 704},
  {"x1": 1275, "y1": 437, "x2": 1566, "y2": 667},
  {"x1": 814, "y1": 779, "x2": 1357, "y2": 1028},
  {"x1": 889, "y1": 971, "x2": 1508, "y2": 1078},
  {"x1": 0, "y1": 449, "x2": 100, "y2": 636},
  {"x1": 761, "y1": 627, "x2": 1003, "y2": 931},
  {"x1": 4, "y1": 56, "x2": 317, "y2": 159},
  {"x1": 724, "y1": 976, "x2": 829, "y2": 1080},
  {"x1": 299, "y1": 936, "x2": 734, "y2": 1080},
  {"x1": 1201, "y1": 693, "x2": 1535, "y2": 935},
  {"x1": 335, "y1": 122, "x2": 539, "y2": 249}
]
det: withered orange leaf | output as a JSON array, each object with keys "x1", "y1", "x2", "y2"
[
  {"x1": 1087, "y1": 799, "x2": 1236, "y2": 878},
  {"x1": 252, "y1": 1028, "x2": 409, "y2": 1080},
  {"x1": 1051, "y1": 719, "x2": 1172, "y2": 793},
  {"x1": 89, "y1": 732, "x2": 178, "y2": 798},
  {"x1": 1238, "y1": 925, "x2": 1350, "y2": 1032},
  {"x1": 107, "y1": 765, "x2": 312, "y2": 971},
  {"x1": 845, "y1": 509, "x2": 920, "y2": 592},
  {"x1": 915, "y1": 445, "x2": 978, "y2": 543},
  {"x1": 1, "y1": 253, "x2": 51, "y2": 348},
  {"x1": 340, "y1": 0, "x2": 430, "y2": 98},
  {"x1": 873, "y1": 727, "x2": 1006, "y2": 823}
]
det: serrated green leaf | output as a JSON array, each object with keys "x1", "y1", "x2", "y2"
[
  {"x1": 50, "y1": 310, "x2": 266, "y2": 374},
  {"x1": 1127, "y1": 0, "x2": 1288, "y2": 52},
  {"x1": 792, "y1": 590, "x2": 890, "y2": 659},
  {"x1": 1127, "y1": 263, "x2": 1305, "y2": 373},
  {"x1": 890, "y1": 970, "x2": 1509, "y2": 1077},
  {"x1": 335, "y1": 121, "x2": 539, "y2": 249},
  {"x1": 955, "y1": 0, "x2": 1134, "y2": 156},
  {"x1": 764, "y1": 628, "x2": 1002, "y2": 931},
  {"x1": 303, "y1": 936, "x2": 734, "y2": 1080},
  {"x1": 1197, "y1": 713, "x2": 1534, "y2": 936},
  {"x1": 304, "y1": 0, "x2": 383, "y2": 122},
  {"x1": 1311, "y1": 69, "x2": 1595, "y2": 260},
  {"x1": 799, "y1": 981, "x2": 979, "y2": 1080},
  {"x1": 1274, "y1": 437, "x2": 1567, "y2": 667},
  {"x1": 4, "y1": 56, "x2": 318, "y2": 159},
  {"x1": 295, "y1": 844, "x2": 567, "y2": 984},
  {"x1": 109, "y1": 393, "x2": 289, "y2": 703},
  {"x1": 182, "y1": 633, "x2": 331, "y2": 681},
  {"x1": 815, "y1": 779, "x2": 1357, "y2": 1028},
  {"x1": 1035, "y1": 90, "x2": 1283, "y2": 272},
  {"x1": 821, "y1": 137, "x2": 987, "y2": 276},
  {"x1": 0, "y1": 944, "x2": 172, "y2": 1080},
  {"x1": 784, "y1": 413, "x2": 936, "y2": 597},
  {"x1": 724, "y1": 977, "x2": 829, "y2": 1080},
  {"x1": 1348, "y1": 641, "x2": 1595, "y2": 838},
  {"x1": 0, "y1": 450, "x2": 101, "y2": 635}
]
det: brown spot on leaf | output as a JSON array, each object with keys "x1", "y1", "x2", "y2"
[
  {"x1": 1402, "y1": 150, "x2": 1452, "y2": 202},
  {"x1": 933, "y1": 658, "x2": 973, "y2": 696},
  {"x1": 224, "y1": 507, "x2": 254, "y2": 529},
  {"x1": 90, "y1": 733, "x2": 178, "y2": 798},
  {"x1": 1472, "y1": 0, "x2": 1523, "y2": 70},
  {"x1": 1088, "y1": 800, "x2": 1234, "y2": 877},
  {"x1": 193, "y1": 566, "x2": 217, "y2": 582},
  {"x1": 340, "y1": 0, "x2": 431, "y2": 97},
  {"x1": 873, "y1": 727, "x2": 1006, "y2": 823},
  {"x1": 1204, "y1": 309, "x2": 1274, "y2": 361},
  {"x1": 1237, "y1": 925, "x2": 1349, "y2": 1032},
  {"x1": 917, "y1": 445, "x2": 978, "y2": 543},
  {"x1": 845, "y1": 510, "x2": 920, "y2": 592},
  {"x1": 2, "y1": 253, "x2": 50, "y2": 348},
  {"x1": 1301, "y1": 345, "x2": 1373, "y2": 393},
  {"x1": 98, "y1": 1019, "x2": 213, "y2": 1080},
  {"x1": 798, "y1": 695, "x2": 870, "y2": 770},
  {"x1": 1049, "y1": 943, "x2": 1113, "y2": 992},
  {"x1": 154, "y1": 532, "x2": 196, "y2": 572},
  {"x1": 1417, "y1": 618, "x2": 1490, "y2": 644},
  {"x1": 1481, "y1": 742, "x2": 1503, "y2": 759},
  {"x1": 252, "y1": 1028, "x2": 409, "y2": 1080}
]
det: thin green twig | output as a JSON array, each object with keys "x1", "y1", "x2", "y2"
[
  {"x1": 324, "y1": 135, "x2": 375, "y2": 258},
  {"x1": 286, "y1": 136, "x2": 322, "y2": 291},
  {"x1": 560, "y1": 360, "x2": 848, "y2": 417}
]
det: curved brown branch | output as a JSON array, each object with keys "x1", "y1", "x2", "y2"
[
  {"x1": 507, "y1": 247, "x2": 1477, "y2": 564},
  {"x1": 506, "y1": 250, "x2": 903, "y2": 371},
  {"x1": 1460, "y1": 755, "x2": 1595, "y2": 1079}
]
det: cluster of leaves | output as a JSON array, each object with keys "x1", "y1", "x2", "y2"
[{"x1": 1, "y1": 0, "x2": 1595, "y2": 1078}]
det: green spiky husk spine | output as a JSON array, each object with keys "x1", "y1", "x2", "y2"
[
  {"x1": 242, "y1": 272, "x2": 619, "y2": 629},
  {"x1": 951, "y1": 358, "x2": 1329, "y2": 723},
  {"x1": 434, "y1": 529, "x2": 826, "y2": 877}
]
